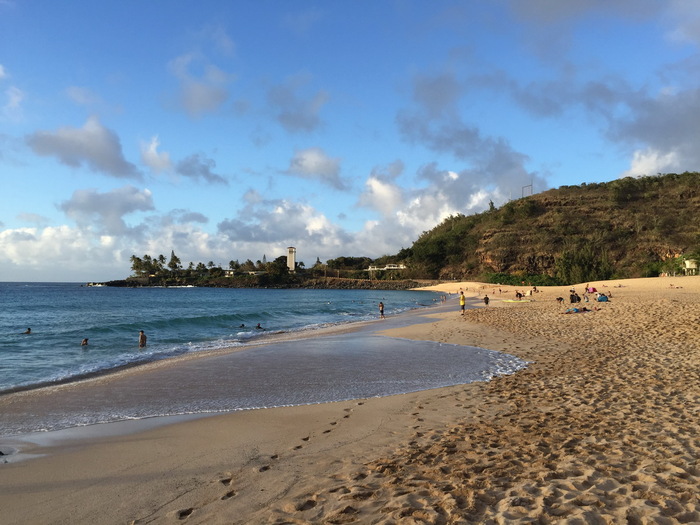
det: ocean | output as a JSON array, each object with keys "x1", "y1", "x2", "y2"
[{"x1": 0, "y1": 283, "x2": 528, "y2": 436}]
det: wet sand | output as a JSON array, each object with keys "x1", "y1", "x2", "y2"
[{"x1": 1, "y1": 276, "x2": 699, "y2": 524}]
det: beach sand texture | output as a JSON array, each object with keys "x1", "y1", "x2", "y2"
[{"x1": 1, "y1": 276, "x2": 699, "y2": 524}]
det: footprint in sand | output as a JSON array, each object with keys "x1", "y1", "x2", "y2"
[
  {"x1": 176, "y1": 508, "x2": 193, "y2": 520},
  {"x1": 292, "y1": 436, "x2": 310, "y2": 451},
  {"x1": 296, "y1": 499, "x2": 317, "y2": 511},
  {"x1": 221, "y1": 490, "x2": 236, "y2": 500}
]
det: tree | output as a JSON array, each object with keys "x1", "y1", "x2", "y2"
[
  {"x1": 555, "y1": 242, "x2": 614, "y2": 284},
  {"x1": 240, "y1": 259, "x2": 256, "y2": 272},
  {"x1": 130, "y1": 255, "x2": 145, "y2": 277},
  {"x1": 266, "y1": 256, "x2": 289, "y2": 277},
  {"x1": 168, "y1": 250, "x2": 182, "y2": 272},
  {"x1": 141, "y1": 254, "x2": 155, "y2": 275}
]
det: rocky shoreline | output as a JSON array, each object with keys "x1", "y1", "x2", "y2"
[{"x1": 94, "y1": 276, "x2": 434, "y2": 291}]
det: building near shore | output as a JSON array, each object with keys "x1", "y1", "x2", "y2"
[{"x1": 287, "y1": 247, "x2": 296, "y2": 272}]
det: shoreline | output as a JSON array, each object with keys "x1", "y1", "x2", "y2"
[
  {"x1": 0, "y1": 292, "x2": 443, "y2": 398},
  {"x1": 1, "y1": 276, "x2": 698, "y2": 524},
  {"x1": 1, "y1": 296, "x2": 499, "y2": 440}
]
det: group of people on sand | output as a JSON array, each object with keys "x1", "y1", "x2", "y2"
[{"x1": 457, "y1": 290, "x2": 490, "y2": 315}]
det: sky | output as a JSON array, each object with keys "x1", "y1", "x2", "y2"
[{"x1": 2, "y1": 1, "x2": 700, "y2": 282}]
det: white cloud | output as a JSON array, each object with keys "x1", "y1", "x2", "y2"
[
  {"x1": 218, "y1": 197, "x2": 349, "y2": 246},
  {"x1": 2, "y1": 85, "x2": 24, "y2": 120},
  {"x1": 209, "y1": 25, "x2": 236, "y2": 56},
  {"x1": 285, "y1": 147, "x2": 345, "y2": 190},
  {"x1": 621, "y1": 148, "x2": 681, "y2": 178},
  {"x1": 26, "y1": 116, "x2": 141, "y2": 179},
  {"x1": 665, "y1": 0, "x2": 700, "y2": 45},
  {"x1": 0, "y1": 226, "x2": 111, "y2": 280},
  {"x1": 16, "y1": 213, "x2": 49, "y2": 225},
  {"x1": 0, "y1": 64, "x2": 7, "y2": 80},
  {"x1": 176, "y1": 153, "x2": 227, "y2": 184},
  {"x1": 267, "y1": 73, "x2": 329, "y2": 133},
  {"x1": 358, "y1": 176, "x2": 404, "y2": 217},
  {"x1": 58, "y1": 186, "x2": 154, "y2": 235},
  {"x1": 168, "y1": 53, "x2": 233, "y2": 117},
  {"x1": 140, "y1": 135, "x2": 173, "y2": 173},
  {"x1": 65, "y1": 86, "x2": 102, "y2": 106}
]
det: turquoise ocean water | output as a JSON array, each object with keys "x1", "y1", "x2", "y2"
[
  {"x1": 0, "y1": 282, "x2": 443, "y2": 393},
  {"x1": 0, "y1": 283, "x2": 528, "y2": 436}
]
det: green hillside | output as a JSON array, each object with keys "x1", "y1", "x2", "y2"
[{"x1": 394, "y1": 172, "x2": 700, "y2": 284}]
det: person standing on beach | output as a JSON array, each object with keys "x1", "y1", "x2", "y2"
[
  {"x1": 483, "y1": 295, "x2": 490, "y2": 306},
  {"x1": 138, "y1": 330, "x2": 147, "y2": 348},
  {"x1": 459, "y1": 291, "x2": 465, "y2": 315},
  {"x1": 379, "y1": 301, "x2": 385, "y2": 319}
]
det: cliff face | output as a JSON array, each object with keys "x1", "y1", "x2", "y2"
[{"x1": 411, "y1": 173, "x2": 700, "y2": 280}]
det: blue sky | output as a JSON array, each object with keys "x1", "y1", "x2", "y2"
[{"x1": 2, "y1": 1, "x2": 699, "y2": 281}]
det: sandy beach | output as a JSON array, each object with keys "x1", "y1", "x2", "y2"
[{"x1": 1, "y1": 276, "x2": 699, "y2": 524}]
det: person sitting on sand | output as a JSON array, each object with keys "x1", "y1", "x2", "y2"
[{"x1": 562, "y1": 307, "x2": 591, "y2": 314}]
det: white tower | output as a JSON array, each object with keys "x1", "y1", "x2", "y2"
[{"x1": 287, "y1": 246, "x2": 296, "y2": 272}]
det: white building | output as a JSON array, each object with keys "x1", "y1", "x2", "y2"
[{"x1": 287, "y1": 247, "x2": 296, "y2": 272}]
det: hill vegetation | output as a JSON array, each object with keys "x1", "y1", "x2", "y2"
[
  {"x1": 395, "y1": 172, "x2": 700, "y2": 284},
  {"x1": 112, "y1": 173, "x2": 700, "y2": 288}
]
